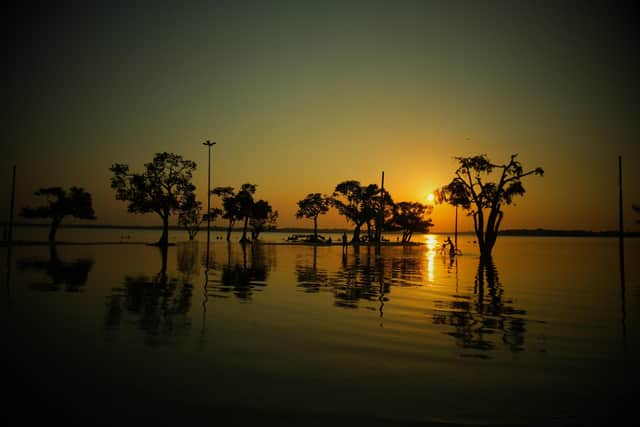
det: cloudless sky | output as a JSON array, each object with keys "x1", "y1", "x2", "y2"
[{"x1": 3, "y1": 1, "x2": 639, "y2": 232}]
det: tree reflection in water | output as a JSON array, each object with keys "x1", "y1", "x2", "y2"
[
  {"x1": 18, "y1": 245, "x2": 93, "y2": 292},
  {"x1": 105, "y1": 245, "x2": 193, "y2": 346},
  {"x1": 432, "y1": 257, "x2": 539, "y2": 357},
  {"x1": 206, "y1": 243, "x2": 272, "y2": 301},
  {"x1": 295, "y1": 245, "x2": 426, "y2": 310}
]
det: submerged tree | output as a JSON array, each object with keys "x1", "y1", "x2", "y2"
[
  {"x1": 110, "y1": 152, "x2": 196, "y2": 247},
  {"x1": 214, "y1": 183, "x2": 274, "y2": 242},
  {"x1": 20, "y1": 186, "x2": 96, "y2": 244},
  {"x1": 236, "y1": 183, "x2": 257, "y2": 242},
  {"x1": 250, "y1": 200, "x2": 278, "y2": 240},
  {"x1": 331, "y1": 180, "x2": 381, "y2": 243},
  {"x1": 439, "y1": 154, "x2": 543, "y2": 258},
  {"x1": 178, "y1": 195, "x2": 219, "y2": 241},
  {"x1": 212, "y1": 186, "x2": 240, "y2": 241},
  {"x1": 296, "y1": 193, "x2": 331, "y2": 242},
  {"x1": 391, "y1": 201, "x2": 434, "y2": 243}
]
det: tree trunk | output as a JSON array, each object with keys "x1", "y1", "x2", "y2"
[
  {"x1": 240, "y1": 217, "x2": 249, "y2": 242},
  {"x1": 313, "y1": 216, "x2": 318, "y2": 242},
  {"x1": 226, "y1": 220, "x2": 233, "y2": 241},
  {"x1": 352, "y1": 223, "x2": 363, "y2": 243},
  {"x1": 49, "y1": 217, "x2": 62, "y2": 244},
  {"x1": 158, "y1": 214, "x2": 169, "y2": 247}
]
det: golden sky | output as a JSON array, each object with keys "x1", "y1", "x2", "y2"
[{"x1": 3, "y1": 1, "x2": 639, "y2": 232}]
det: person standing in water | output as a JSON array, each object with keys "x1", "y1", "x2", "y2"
[{"x1": 445, "y1": 236, "x2": 456, "y2": 256}]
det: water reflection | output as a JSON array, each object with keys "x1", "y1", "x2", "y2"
[
  {"x1": 17, "y1": 245, "x2": 94, "y2": 292},
  {"x1": 296, "y1": 245, "x2": 425, "y2": 310},
  {"x1": 432, "y1": 257, "x2": 539, "y2": 357},
  {"x1": 206, "y1": 243, "x2": 273, "y2": 300},
  {"x1": 105, "y1": 246, "x2": 193, "y2": 346}
]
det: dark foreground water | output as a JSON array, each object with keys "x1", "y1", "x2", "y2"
[{"x1": 3, "y1": 236, "x2": 638, "y2": 426}]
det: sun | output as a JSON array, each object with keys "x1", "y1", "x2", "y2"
[{"x1": 426, "y1": 193, "x2": 435, "y2": 203}]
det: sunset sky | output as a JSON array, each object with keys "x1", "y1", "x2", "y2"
[{"x1": 4, "y1": 1, "x2": 639, "y2": 232}]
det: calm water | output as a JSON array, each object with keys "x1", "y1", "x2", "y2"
[{"x1": 3, "y1": 234, "x2": 638, "y2": 426}]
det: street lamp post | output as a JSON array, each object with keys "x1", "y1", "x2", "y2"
[{"x1": 203, "y1": 140, "x2": 216, "y2": 262}]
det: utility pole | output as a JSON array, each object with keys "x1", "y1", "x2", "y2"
[
  {"x1": 618, "y1": 155, "x2": 624, "y2": 260},
  {"x1": 8, "y1": 165, "x2": 16, "y2": 244},
  {"x1": 203, "y1": 141, "x2": 216, "y2": 266}
]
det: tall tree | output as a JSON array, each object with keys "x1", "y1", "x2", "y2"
[
  {"x1": 212, "y1": 186, "x2": 240, "y2": 241},
  {"x1": 331, "y1": 180, "x2": 381, "y2": 243},
  {"x1": 213, "y1": 183, "x2": 258, "y2": 242},
  {"x1": 391, "y1": 201, "x2": 434, "y2": 243},
  {"x1": 237, "y1": 183, "x2": 257, "y2": 242},
  {"x1": 439, "y1": 154, "x2": 543, "y2": 258},
  {"x1": 110, "y1": 152, "x2": 196, "y2": 247},
  {"x1": 295, "y1": 193, "x2": 330, "y2": 242},
  {"x1": 20, "y1": 186, "x2": 96, "y2": 244},
  {"x1": 250, "y1": 200, "x2": 278, "y2": 240}
]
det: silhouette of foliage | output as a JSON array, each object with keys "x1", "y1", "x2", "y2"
[
  {"x1": 213, "y1": 184, "x2": 275, "y2": 242},
  {"x1": 109, "y1": 152, "x2": 196, "y2": 247},
  {"x1": 20, "y1": 186, "x2": 96, "y2": 243},
  {"x1": 296, "y1": 193, "x2": 331, "y2": 242},
  {"x1": 390, "y1": 201, "x2": 434, "y2": 242},
  {"x1": 178, "y1": 194, "x2": 219, "y2": 240},
  {"x1": 439, "y1": 154, "x2": 543, "y2": 257},
  {"x1": 236, "y1": 183, "x2": 257, "y2": 242},
  {"x1": 331, "y1": 181, "x2": 386, "y2": 243},
  {"x1": 212, "y1": 186, "x2": 241, "y2": 241},
  {"x1": 250, "y1": 200, "x2": 278, "y2": 240}
]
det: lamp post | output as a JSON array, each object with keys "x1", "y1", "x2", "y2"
[{"x1": 203, "y1": 140, "x2": 216, "y2": 262}]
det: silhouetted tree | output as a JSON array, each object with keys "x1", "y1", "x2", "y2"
[
  {"x1": 296, "y1": 193, "x2": 330, "y2": 242},
  {"x1": 109, "y1": 152, "x2": 196, "y2": 247},
  {"x1": 177, "y1": 195, "x2": 202, "y2": 241},
  {"x1": 177, "y1": 195, "x2": 220, "y2": 241},
  {"x1": 250, "y1": 200, "x2": 277, "y2": 240},
  {"x1": 20, "y1": 186, "x2": 96, "y2": 244},
  {"x1": 439, "y1": 154, "x2": 543, "y2": 258},
  {"x1": 237, "y1": 183, "x2": 257, "y2": 242},
  {"x1": 331, "y1": 180, "x2": 381, "y2": 243},
  {"x1": 212, "y1": 186, "x2": 240, "y2": 241},
  {"x1": 391, "y1": 201, "x2": 434, "y2": 242}
]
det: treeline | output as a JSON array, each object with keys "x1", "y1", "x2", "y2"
[{"x1": 294, "y1": 182, "x2": 433, "y2": 243}]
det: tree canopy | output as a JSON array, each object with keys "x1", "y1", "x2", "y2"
[
  {"x1": 439, "y1": 154, "x2": 543, "y2": 257},
  {"x1": 213, "y1": 183, "x2": 275, "y2": 242},
  {"x1": 391, "y1": 201, "x2": 434, "y2": 243},
  {"x1": 331, "y1": 180, "x2": 382, "y2": 242},
  {"x1": 20, "y1": 186, "x2": 96, "y2": 243},
  {"x1": 296, "y1": 193, "x2": 330, "y2": 242},
  {"x1": 250, "y1": 200, "x2": 278, "y2": 240},
  {"x1": 110, "y1": 152, "x2": 196, "y2": 247}
]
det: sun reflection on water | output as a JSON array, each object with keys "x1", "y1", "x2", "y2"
[{"x1": 425, "y1": 234, "x2": 437, "y2": 283}]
